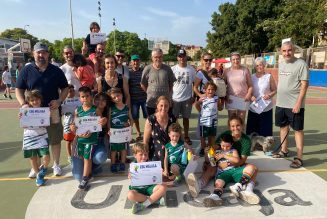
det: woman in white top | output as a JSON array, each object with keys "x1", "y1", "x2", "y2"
[{"x1": 246, "y1": 57, "x2": 277, "y2": 136}]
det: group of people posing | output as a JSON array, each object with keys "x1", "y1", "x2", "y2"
[{"x1": 14, "y1": 22, "x2": 309, "y2": 214}]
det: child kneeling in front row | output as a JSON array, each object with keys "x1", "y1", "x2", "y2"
[
  {"x1": 21, "y1": 90, "x2": 50, "y2": 187},
  {"x1": 164, "y1": 123, "x2": 193, "y2": 186},
  {"x1": 128, "y1": 143, "x2": 167, "y2": 214}
]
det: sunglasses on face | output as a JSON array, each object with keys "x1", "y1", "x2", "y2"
[
  {"x1": 64, "y1": 51, "x2": 73, "y2": 55},
  {"x1": 204, "y1": 59, "x2": 212, "y2": 62},
  {"x1": 116, "y1": 55, "x2": 124, "y2": 58}
]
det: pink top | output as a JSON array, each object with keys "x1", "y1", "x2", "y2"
[
  {"x1": 76, "y1": 65, "x2": 95, "y2": 88},
  {"x1": 225, "y1": 67, "x2": 250, "y2": 98}
]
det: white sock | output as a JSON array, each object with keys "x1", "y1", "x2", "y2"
[
  {"x1": 245, "y1": 180, "x2": 255, "y2": 192},
  {"x1": 143, "y1": 199, "x2": 151, "y2": 208}
]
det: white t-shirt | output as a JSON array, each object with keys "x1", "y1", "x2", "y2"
[
  {"x1": 251, "y1": 73, "x2": 273, "y2": 112},
  {"x1": 172, "y1": 64, "x2": 196, "y2": 102},
  {"x1": 199, "y1": 96, "x2": 218, "y2": 127},
  {"x1": 2, "y1": 71, "x2": 11, "y2": 85},
  {"x1": 60, "y1": 63, "x2": 81, "y2": 95},
  {"x1": 116, "y1": 65, "x2": 130, "y2": 79}
]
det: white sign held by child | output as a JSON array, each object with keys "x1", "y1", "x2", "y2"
[
  {"x1": 20, "y1": 107, "x2": 50, "y2": 127},
  {"x1": 90, "y1": 33, "x2": 106, "y2": 45},
  {"x1": 130, "y1": 161, "x2": 162, "y2": 186},
  {"x1": 110, "y1": 127, "x2": 132, "y2": 143},
  {"x1": 75, "y1": 116, "x2": 102, "y2": 135}
]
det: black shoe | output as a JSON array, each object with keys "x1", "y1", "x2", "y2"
[
  {"x1": 3, "y1": 94, "x2": 7, "y2": 98},
  {"x1": 199, "y1": 148, "x2": 205, "y2": 157},
  {"x1": 9, "y1": 95, "x2": 12, "y2": 99},
  {"x1": 78, "y1": 177, "x2": 90, "y2": 190}
]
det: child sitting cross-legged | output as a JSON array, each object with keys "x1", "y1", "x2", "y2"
[
  {"x1": 163, "y1": 123, "x2": 193, "y2": 186},
  {"x1": 128, "y1": 143, "x2": 167, "y2": 214}
]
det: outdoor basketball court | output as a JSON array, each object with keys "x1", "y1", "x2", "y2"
[{"x1": 1, "y1": 87, "x2": 327, "y2": 219}]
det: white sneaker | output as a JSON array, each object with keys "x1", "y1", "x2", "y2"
[
  {"x1": 203, "y1": 193, "x2": 223, "y2": 207},
  {"x1": 186, "y1": 173, "x2": 200, "y2": 198},
  {"x1": 229, "y1": 182, "x2": 243, "y2": 197},
  {"x1": 239, "y1": 190, "x2": 260, "y2": 205},
  {"x1": 28, "y1": 168, "x2": 36, "y2": 178},
  {"x1": 53, "y1": 165, "x2": 62, "y2": 176}
]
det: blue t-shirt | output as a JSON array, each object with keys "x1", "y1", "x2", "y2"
[{"x1": 16, "y1": 63, "x2": 68, "y2": 106}]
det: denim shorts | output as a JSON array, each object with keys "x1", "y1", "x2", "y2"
[{"x1": 131, "y1": 101, "x2": 148, "y2": 120}]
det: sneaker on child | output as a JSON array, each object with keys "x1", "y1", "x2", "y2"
[
  {"x1": 229, "y1": 182, "x2": 243, "y2": 197},
  {"x1": 28, "y1": 168, "x2": 37, "y2": 178},
  {"x1": 239, "y1": 190, "x2": 260, "y2": 205},
  {"x1": 203, "y1": 193, "x2": 223, "y2": 207},
  {"x1": 132, "y1": 202, "x2": 145, "y2": 214},
  {"x1": 78, "y1": 177, "x2": 90, "y2": 190},
  {"x1": 36, "y1": 167, "x2": 47, "y2": 187},
  {"x1": 186, "y1": 173, "x2": 200, "y2": 198}
]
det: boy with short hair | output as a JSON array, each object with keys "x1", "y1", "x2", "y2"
[
  {"x1": 202, "y1": 133, "x2": 240, "y2": 207},
  {"x1": 74, "y1": 86, "x2": 100, "y2": 189},
  {"x1": 128, "y1": 143, "x2": 167, "y2": 214},
  {"x1": 62, "y1": 84, "x2": 81, "y2": 164},
  {"x1": 21, "y1": 90, "x2": 50, "y2": 186},
  {"x1": 164, "y1": 123, "x2": 192, "y2": 186},
  {"x1": 195, "y1": 81, "x2": 222, "y2": 154}
]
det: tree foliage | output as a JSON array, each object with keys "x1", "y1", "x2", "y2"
[{"x1": 207, "y1": 0, "x2": 327, "y2": 57}]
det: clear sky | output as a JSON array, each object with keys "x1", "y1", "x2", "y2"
[{"x1": 1, "y1": 0, "x2": 235, "y2": 47}]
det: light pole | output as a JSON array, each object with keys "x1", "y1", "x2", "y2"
[
  {"x1": 113, "y1": 18, "x2": 116, "y2": 53},
  {"x1": 98, "y1": 1, "x2": 102, "y2": 29},
  {"x1": 69, "y1": 0, "x2": 75, "y2": 49}
]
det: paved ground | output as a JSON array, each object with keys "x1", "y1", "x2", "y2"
[{"x1": 1, "y1": 87, "x2": 327, "y2": 219}]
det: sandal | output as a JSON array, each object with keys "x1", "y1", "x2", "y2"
[
  {"x1": 290, "y1": 157, "x2": 303, "y2": 168},
  {"x1": 184, "y1": 137, "x2": 193, "y2": 145},
  {"x1": 272, "y1": 150, "x2": 289, "y2": 158},
  {"x1": 136, "y1": 135, "x2": 143, "y2": 142}
]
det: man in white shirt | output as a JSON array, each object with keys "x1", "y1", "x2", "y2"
[
  {"x1": 60, "y1": 45, "x2": 81, "y2": 96},
  {"x1": 171, "y1": 49, "x2": 196, "y2": 144}
]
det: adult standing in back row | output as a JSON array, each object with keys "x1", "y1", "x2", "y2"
[
  {"x1": 273, "y1": 41, "x2": 309, "y2": 169},
  {"x1": 141, "y1": 48, "x2": 176, "y2": 116},
  {"x1": 171, "y1": 49, "x2": 196, "y2": 145}
]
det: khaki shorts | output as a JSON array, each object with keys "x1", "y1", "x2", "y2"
[
  {"x1": 46, "y1": 123, "x2": 63, "y2": 145},
  {"x1": 172, "y1": 98, "x2": 193, "y2": 119}
]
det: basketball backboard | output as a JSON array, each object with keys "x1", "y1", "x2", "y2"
[{"x1": 20, "y1": 38, "x2": 31, "y2": 53}]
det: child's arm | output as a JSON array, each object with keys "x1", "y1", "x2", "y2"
[
  {"x1": 127, "y1": 106, "x2": 133, "y2": 128},
  {"x1": 215, "y1": 150, "x2": 240, "y2": 165},
  {"x1": 195, "y1": 98, "x2": 202, "y2": 112},
  {"x1": 107, "y1": 107, "x2": 112, "y2": 135},
  {"x1": 163, "y1": 149, "x2": 169, "y2": 177}
]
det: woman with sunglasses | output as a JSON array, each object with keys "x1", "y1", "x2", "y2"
[
  {"x1": 193, "y1": 52, "x2": 214, "y2": 99},
  {"x1": 224, "y1": 52, "x2": 253, "y2": 123}
]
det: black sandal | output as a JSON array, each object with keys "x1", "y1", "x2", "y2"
[
  {"x1": 272, "y1": 150, "x2": 289, "y2": 158},
  {"x1": 290, "y1": 157, "x2": 303, "y2": 168}
]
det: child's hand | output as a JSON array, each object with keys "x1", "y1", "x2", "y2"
[
  {"x1": 215, "y1": 153, "x2": 224, "y2": 160},
  {"x1": 70, "y1": 123, "x2": 77, "y2": 133},
  {"x1": 79, "y1": 131, "x2": 91, "y2": 138},
  {"x1": 163, "y1": 170, "x2": 169, "y2": 177},
  {"x1": 123, "y1": 122, "x2": 130, "y2": 127},
  {"x1": 107, "y1": 130, "x2": 111, "y2": 136},
  {"x1": 99, "y1": 117, "x2": 107, "y2": 126}
]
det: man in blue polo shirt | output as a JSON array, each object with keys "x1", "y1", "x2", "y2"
[{"x1": 16, "y1": 42, "x2": 69, "y2": 177}]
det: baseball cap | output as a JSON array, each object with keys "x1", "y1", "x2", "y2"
[
  {"x1": 177, "y1": 49, "x2": 187, "y2": 57},
  {"x1": 131, "y1": 54, "x2": 140, "y2": 60},
  {"x1": 34, "y1": 42, "x2": 48, "y2": 52}
]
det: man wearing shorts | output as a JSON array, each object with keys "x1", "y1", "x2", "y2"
[
  {"x1": 16, "y1": 42, "x2": 69, "y2": 176},
  {"x1": 171, "y1": 49, "x2": 196, "y2": 144},
  {"x1": 273, "y1": 41, "x2": 309, "y2": 168}
]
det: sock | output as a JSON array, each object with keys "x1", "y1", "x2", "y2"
[
  {"x1": 83, "y1": 176, "x2": 89, "y2": 181},
  {"x1": 213, "y1": 188, "x2": 223, "y2": 197},
  {"x1": 245, "y1": 180, "x2": 255, "y2": 192},
  {"x1": 239, "y1": 174, "x2": 251, "y2": 186},
  {"x1": 143, "y1": 199, "x2": 151, "y2": 208}
]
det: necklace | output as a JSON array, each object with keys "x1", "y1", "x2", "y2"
[{"x1": 105, "y1": 72, "x2": 118, "y2": 87}]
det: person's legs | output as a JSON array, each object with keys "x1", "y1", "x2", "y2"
[
  {"x1": 30, "y1": 156, "x2": 39, "y2": 174},
  {"x1": 72, "y1": 156, "x2": 84, "y2": 181},
  {"x1": 203, "y1": 179, "x2": 225, "y2": 207},
  {"x1": 280, "y1": 125, "x2": 289, "y2": 153},
  {"x1": 238, "y1": 110, "x2": 247, "y2": 124},
  {"x1": 183, "y1": 118, "x2": 190, "y2": 139},
  {"x1": 294, "y1": 130, "x2": 304, "y2": 160},
  {"x1": 259, "y1": 109, "x2": 273, "y2": 137},
  {"x1": 246, "y1": 110, "x2": 260, "y2": 135},
  {"x1": 131, "y1": 102, "x2": 141, "y2": 137},
  {"x1": 47, "y1": 123, "x2": 63, "y2": 175}
]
